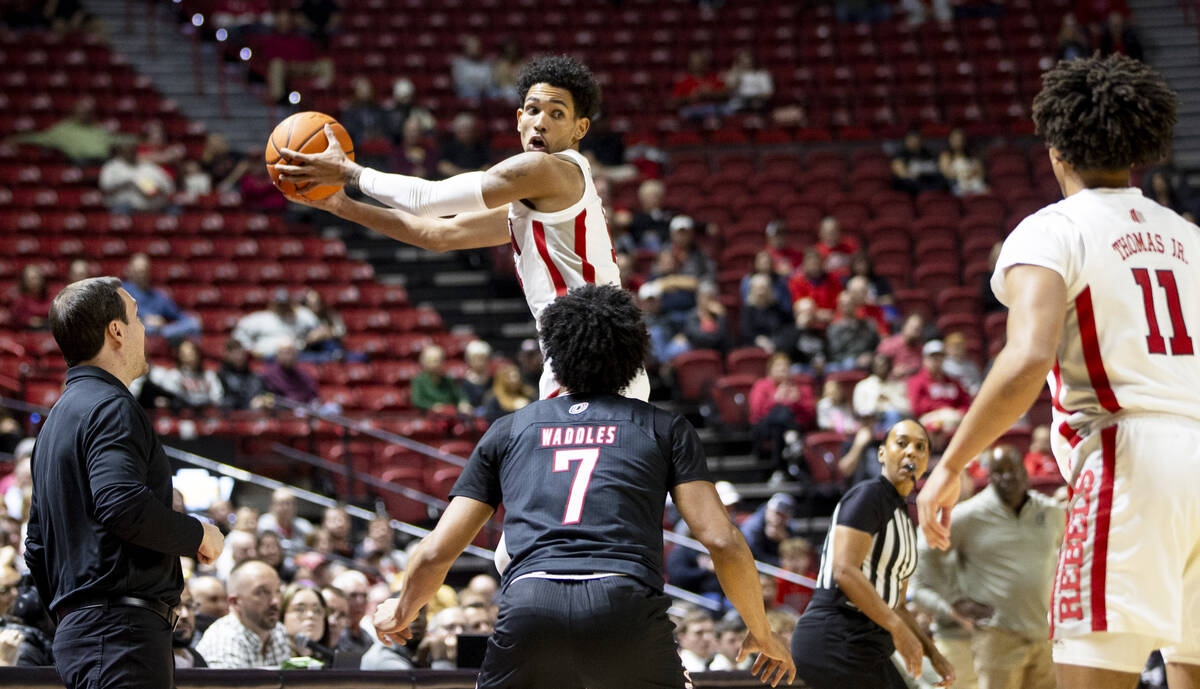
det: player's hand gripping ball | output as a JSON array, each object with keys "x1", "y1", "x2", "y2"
[{"x1": 266, "y1": 111, "x2": 354, "y2": 201}]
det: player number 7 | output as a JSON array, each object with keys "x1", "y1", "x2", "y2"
[{"x1": 553, "y1": 448, "x2": 599, "y2": 524}]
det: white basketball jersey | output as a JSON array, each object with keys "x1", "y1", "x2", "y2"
[
  {"x1": 992, "y1": 188, "x2": 1200, "y2": 479},
  {"x1": 506, "y1": 149, "x2": 621, "y2": 323}
]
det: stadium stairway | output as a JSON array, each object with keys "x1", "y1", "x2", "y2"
[
  {"x1": 1132, "y1": 0, "x2": 1200, "y2": 166},
  {"x1": 82, "y1": 0, "x2": 271, "y2": 153}
]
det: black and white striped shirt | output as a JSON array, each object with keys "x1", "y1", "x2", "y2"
[{"x1": 814, "y1": 476, "x2": 918, "y2": 610}]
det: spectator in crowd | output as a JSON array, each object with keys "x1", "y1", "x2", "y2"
[
  {"x1": 908, "y1": 340, "x2": 972, "y2": 446},
  {"x1": 215, "y1": 529, "x2": 258, "y2": 581},
  {"x1": 627, "y1": 179, "x2": 674, "y2": 250},
  {"x1": 877, "y1": 312, "x2": 927, "y2": 380},
  {"x1": 742, "y1": 250, "x2": 793, "y2": 310},
  {"x1": 384, "y1": 77, "x2": 435, "y2": 143},
  {"x1": 775, "y1": 538, "x2": 817, "y2": 615},
  {"x1": 639, "y1": 282, "x2": 689, "y2": 365},
  {"x1": 259, "y1": 10, "x2": 334, "y2": 104},
  {"x1": 826, "y1": 291, "x2": 880, "y2": 371},
  {"x1": 296, "y1": 0, "x2": 341, "y2": 44},
  {"x1": 647, "y1": 251, "x2": 700, "y2": 327},
  {"x1": 845, "y1": 252, "x2": 895, "y2": 309},
  {"x1": 189, "y1": 575, "x2": 229, "y2": 638},
  {"x1": 321, "y1": 506, "x2": 354, "y2": 559},
  {"x1": 515, "y1": 338, "x2": 543, "y2": 391},
  {"x1": 1144, "y1": 169, "x2": 1189, "y2": 215},
  {"x1": 682, "y1": 282, "x2": 731, "y2": 353},
  {"x1": 742, "y1": 273, "x2": 792, "y2": 350},
  {"x1": 491, "y1": 38, "x2": 525, "y2": 102},
  {"x1": 481, "y1": 362, "x2": 534, "y2": 422},
  {"x1": 322, "y1": 587, "x2": 350, "y2": 644},
  {"x1": 257, "y1": 531, "x2": 295, "y2": 584},
  {"x1": 852, "y1": 353, "x2": 910, "y2": 431},
  {"x1": 750, "y1": 352, "x2": 816, "y2": 480},
  {"x1": 233, "y1": 289, "x2": 319, "y2": 359},
  {"x1": 137, "y1": 120, "x2": 185, "y2": 171},
  {"x1": 673, "y1": 49, "x2": 727, "y2": 121},
  {"x1": 361, "y1": 601, "x2": 428, "y2": 670},
  {"x1": 676, "y1": 609, "x2": 717, "y2": 673},
  {"x1": 197, "y1": 561, "x2": 291, "y2": 668},
  {"x1": 450, "y1": 34, "x2": 496, "y2": 101},
  {"x1": 891, "y1": 130, "x2": 948, "y2": 195},
  {"x1": 1023, "y1": 425, "x2": 1057, "y2": 479},
  {"x1": 66, "y1": 257, "x2": 96, "y2": 284},
  {"x1": 912, "y1": 446, "x2": 1064, "y2": 689},
  {"x1": 122, "y1": 254, "x2": 203, "y2": 341},
  {"x1": 420, "y1": 606, "x2": 467, "y2": 669},
  {"x1": 299, "y1": 289, "x2": 346, "y2": 361},
  {"x1": 817, "y1": 379, "x2": 859, "y2": 434},
  {"x1": 981, "y1": 242, "x2": 1005, "y2": 313},
  {"x1": 765, "y1": 221, "x2": 805, "y2": 276},
  {"x1": 234, "y1": 506, "x2": 260, "y2": 533},
  {"x1": 709, "y1": 617, "x2": 753, "y2": 670},
  {"x1": 1099, "y1": 11, "x2": 1143, "y2": 60},
  {"x1": 942, "y1": 332, "x2": 982, "y2": 394},
  {"x1": 667, "y1": 216, "x2": 716, "y2": 283},
  {"x1": 217, "y1": 339, "x2": 272, "y2": 410},
  {"x1": 788, "y1": 249, "x2": 842, "y2": 322},
  {"x1": 437, "y1": 112, "x2": 490, "y2": 178},
  {"x1": 7, "y1": 96, "x2": 119, "y2": 162},
  {"x1": 772, "y1": 298, "x2": 827, "y2": 374},
  {"x1": 331, "y1": 570, "x2": 372, "y2": 654},
  {"x1": 281, "y1": 584, "x2": 331, "y2": 663},
  {"x1": 179, "y1": 160, "x2": 212, "y2": 198},
  {"x1": 814, "y1": 217, "x2": 859, "y2": 278},
  {"x1": 939, "y1": 128, "x2": 988, "y2": 196},
  {"x1": 11, "y1": 264, "x2": 51, "y2": 330},
  {"x1": 1056, "y1": 13, "x2": 1091, "y2": 60},
  {"x1": 459, "y1": 339, "x2": 493, "y2": 410},
  {"x1": 340, "y1": 77, "x2": 394, "y2": 152},
  {"x1": 412, "y1": 344, "x2": 471, "y2": 414},
  {"x1": 259, "y1": 488, "x2": 314, "y2": 554},
  {"x1": 740, "y1": 493, "x2": 796, "y2": 566},
  {"x1": 201, "y1": 134, "x2": 252, "y2": 192},
  {"x1": 262, "y1": 342, "x2": 320, "y2": 406},
  {"x1": 724, "y1": 49, "x2": 774, "y2": 113},
  {"x1": 843, "y1": 275, "x2": 890, "y2": 335},
  {"x1": 389, "y1": 116, "x2": 440, "y2": 178},
  {"x1": 99, "y1": 140, "x2": 175, "y2": 212},
  {"x1": 173, "y1": 586, "x2": 208, "y2": 669},
  {"x1": 158, "y1": 340, "x2": 224, "y2": 409}
]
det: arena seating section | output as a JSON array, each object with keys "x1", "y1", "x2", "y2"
[{"x1": 0, "y1": 0, "x2": 1074, "y2": 507}]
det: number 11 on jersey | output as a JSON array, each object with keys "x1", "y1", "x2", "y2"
[{"x1": 553, "y1": 448, "x2": 599, "y2": 524}]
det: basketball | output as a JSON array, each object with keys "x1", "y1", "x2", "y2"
[{"x1": 265, "y1": 111, "x2": 355, "y2": 201}]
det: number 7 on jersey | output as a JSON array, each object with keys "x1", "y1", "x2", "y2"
[{"x1": 553, "y1": 448, "x2": 599, "y2": 524}]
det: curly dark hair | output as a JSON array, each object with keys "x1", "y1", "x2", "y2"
[
  {"x1": 515, "y1": 54, "x2": 602, "y2": 119},
  {"x1": 1032, "y1": 54, "x2": 1177, "y2": 171},
  {"x1": 538, "y1": 284, "x2": 648, "y2": 396}
]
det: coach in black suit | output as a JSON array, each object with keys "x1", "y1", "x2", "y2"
[{"x1": 25, "y1": 277, "x2": 224, "y2": 689}]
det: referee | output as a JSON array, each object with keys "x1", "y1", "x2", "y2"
[
  {"x1": 790, "y1": 419, "x2": 954, "y2": 689},
  {"x1": 25, "y1": 277, "x2": 224, "y2": 689}
]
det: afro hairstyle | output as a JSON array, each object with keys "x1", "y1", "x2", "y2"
[
  {"x1": 1032, "y1": 54, "x2": 1177, "y2": 171},
  {"x1": 515, "y1": 54, "x2": 602, "y2": 120},
  {"x1": 538, "y1": 284, "x2": 648, "y2": 396}
]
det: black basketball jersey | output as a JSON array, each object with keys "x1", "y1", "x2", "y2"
[
  {"x1": 813, "y1": 476, "x2": 917, "y2": 610},
  {"x1": 451, "y1": 394, "x2": 711, "y2": 591}
]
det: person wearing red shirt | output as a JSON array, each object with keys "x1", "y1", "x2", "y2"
[
  {"x1": 1023, "y1": 424, "x2": 1058, "y2": 479},
  {"x1": 672, "y1": 50, "x2": 727, "y2": 120},
  {"x1": 814, "y1": 217, "x2": 860, "y2": 278},
  {"x1": 765, "y1": 222, "x2": 805, "y2": 275},
  {"x1": 788, "y1": 250, "x2": 842, "y2": 322},
  {"x1": 843, "y1": 276, "x2": 890, "y2": 336},
  {"x1": 750, "y1": 354, "x2": 816, "y2": 481},
  {"x1": 907, "y1": 340, "x2": 972, "y2": 449}
]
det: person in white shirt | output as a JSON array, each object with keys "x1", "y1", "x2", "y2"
[
  {"x1": 257, "y1": 488, "x2": 314, "y2": 554},
  {"x1": 98, "y1": 140, "x2": 174, "y2": 212},
  {"x1": 232, "y1": 289, "x2": 319, "y2": 359},
  {"x1": 196, "y1": 561, "x2": 291, "y2": 668},
  {"x1": 675, "y1": 609, "x2": 716, "y2": 673},
  {"x1": 918, "y1": 55, "x2": 1200, "y2": 689},
  {"x1": 709, "y1": 617, "x2": 755, "y2": 671},
  {"x1": 853, "y1": 353, "x2": 911, "y2": 431}
]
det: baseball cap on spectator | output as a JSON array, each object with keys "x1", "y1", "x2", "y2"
[
  {"x1": 767, "y1": 493, "x2": 795, "y2": 516},
  {"x1": 922, "y1": 340, "x2": 945, "y2": 357},
  {"x1": 669, "y1": 215, "x2": 695, "y2": 233}
]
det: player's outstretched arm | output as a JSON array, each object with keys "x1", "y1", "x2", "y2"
[
  {"x1": 673, "y1": 480, "x2": 796, "y2": 686},
  {"x1": 917, "y1": 264, "x2": 1065, "y2": 549},
  {"x1": 374, "y1": 496, "x2": 494, "y2": 646},
  {"x1": 289, "y1": 189, "x2": 511, "y2": 253}
]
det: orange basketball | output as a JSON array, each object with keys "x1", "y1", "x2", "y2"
[{"x1": 265, "y1": 111, "x2": 355, "y2": 201}]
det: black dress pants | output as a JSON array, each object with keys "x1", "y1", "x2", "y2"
[{"x1": 54, "y1": 605, "x2": 174, "y2": 689}]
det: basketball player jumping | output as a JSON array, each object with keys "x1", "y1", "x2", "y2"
[
  {"x1": 276, "y1": 55, "x2": 649, "y2": 402},
  {"x1": 917, "y1": 55, "x2": 1200, "y2": 689}
]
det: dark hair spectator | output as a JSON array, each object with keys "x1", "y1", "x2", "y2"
[
  {"x1": 750, "y1": 354, "x2": 815, "y2": 481},
  {"x1": 437, "y1": 113, "x2": 490, "y2": 179},
  {"x1": 217, "y1": 339, "x2": 272, "y2": 410},
  {"x1": 1098, "y1": 11, "x2": 1143, "y2": 61},
  {"x1": 263, "y1": 342, "x2": 320, "y2": 405},
  {"x1": 299, "y1": 289, "x2": 346, "y2": 361},
  {"x1": 11, "y1": 264, "x2": 51, "y2": 330},
  {"x1": 157, "y1": 340, "x2": 224, "y2": 409},
  {"x1": 491, "y1": 38, "x2": 525, "y2": 103},
  {"x1": 340, "y1": 77, "x2": 394, "y2": 158},
  {"x1": 482, "y1": 362, "x2": 535, "y2": 421},
  {"x1": 787, "y1": 249, "x2": 841, "y2": 323},
  {"x1": 891, "y1": 130, "x2": 949, "y2": 196},
  {"x1": 450, "y1": 34, "x2": 497, "y2": 102},
  {"x1": 201, "y1": 134, "x2": 252, "y2": 192},
  {"x1": 388, "y1": 116, "x2": 440, "y2": 178},
  {"x1": 724, "y1": 50, "x2": 774, "y2": 113},
  {"x1": 939, "y1": 128, "x2": 988, "y2": 196}
]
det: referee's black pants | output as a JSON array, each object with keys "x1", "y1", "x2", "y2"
[
  {"x1": 790, "y1": 602, "x2": 907, "y2": 689},
  {"x1": 477, "y1": 576, "x2": 690, "y2": 689},
  {"x1": 53, "y1": 606, "x2": 174, "y2": 689}
]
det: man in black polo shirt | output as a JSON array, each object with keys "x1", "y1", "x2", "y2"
[
  {"x1": 373, "y1": 284, "x2": 795, "y2": 688},
  {"x1": 25, "y1": 277, "x2": 224, "y2": 689}
]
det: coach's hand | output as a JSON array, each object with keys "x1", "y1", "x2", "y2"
[
  {"x1": 277, "y1": 124, "x2": 360, "y2": 187},
  {"x1": 373, "y1": 597, "x2": 414, "y2": 647},
  {"x1": 196, "y1": 522, "x2": 224, "y2": 566},
  {"x1": 916, "y1": 462, "x2": 961, "y2": 550},
  {"x1": 738, "y1": 629, "x2": 796, "y2": 687}
]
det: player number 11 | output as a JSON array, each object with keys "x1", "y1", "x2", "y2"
[
  {"x1": 553, "y1": 448, "x2": 599, "y2": 524},
  {"x1": 1132, "y1": 268, "x2": 1193, "y2": 355}
]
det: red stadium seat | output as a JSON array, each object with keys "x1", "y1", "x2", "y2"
[
  {"x1": 710, "y1": 374, "x2": 757, "y2": 428},
  {"x1": 726, "y1": 347, "x2": 769, "y2": 377},
  {"x1": 803, "y1": 431, "x2": 846, "y2": 484},
  {"x1": 670, "y1": 350, "x2": 724, "y2": 402}
]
